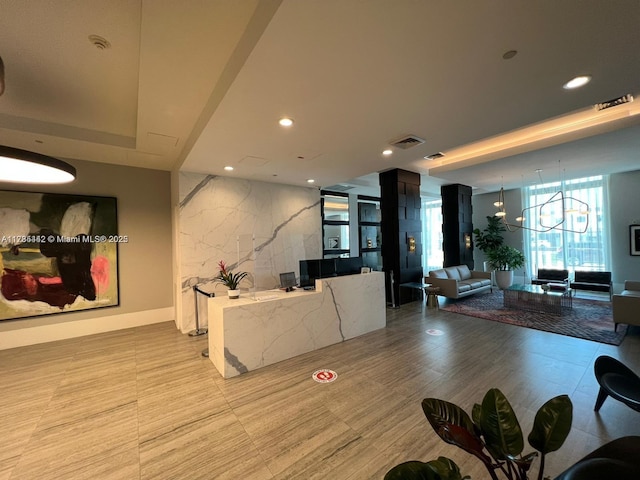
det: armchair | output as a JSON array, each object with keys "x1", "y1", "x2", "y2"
[
  {"x1": 531, "y1": 268, "x2": 569, "y2": 285},
  {"x1": 612, "y1": 280, "x2": 640, "y2": 331}
]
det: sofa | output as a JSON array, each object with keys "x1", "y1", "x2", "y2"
[
  {"x1": 570, "y1": 271, "x2": 612, "y2": 299},
  {"x1": 612, "y1": 280, "x2": 640, "y2": 332},
  {"x1": 532, "y1": 268, "x2": 569, "y2": 285},
  {"x1": 427, "y1": 265, "x2": 492, "y2": 299}
]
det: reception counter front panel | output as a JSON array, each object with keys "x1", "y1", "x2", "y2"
[{"x1": 207, "y1": 272, "x2": 385, "y2": 378}]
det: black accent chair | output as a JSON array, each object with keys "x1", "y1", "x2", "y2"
[
  {"x1": 570, "y1": 271, "x2": 612, "y2": 300},
  {"x1": 593, "y1": 355, "x2": 640, "y2": 412},
  {"x1": 554, "y1": 436, "x2": 640, "y2": 480},
  {"x1": 531, "y1": 268, "x2": 569, "y2": 285}
]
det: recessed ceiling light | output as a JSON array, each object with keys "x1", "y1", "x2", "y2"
[
  {"x1": 563, "y1": 75, "x2": 591, "y2": 90},
  {"x1": 224, "y1": 166, "x2": 234, "y2": 171},
  {"x1": 382, "y1": 149, "x2": 393, "y2": 156},
  {"x1": 307, "y1": 179, "x2": 315, "y2": 183},
  {"x1": 279, "y1": 117, "x2": 294, "y2": 127}
]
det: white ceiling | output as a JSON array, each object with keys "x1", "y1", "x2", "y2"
[{"x1": 1, "y1": 0, "x2": 639, "y2": 197}]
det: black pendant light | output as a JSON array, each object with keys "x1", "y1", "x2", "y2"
[{"x1": 0, "y1": 145, "x2": 76, "y2": 184}]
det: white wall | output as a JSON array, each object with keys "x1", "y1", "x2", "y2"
[
  {"x1": 609, "y1": 169, "x2": 640, "y2": 289},
  {"x1": 0, "y1": 160, "x2": 174, "y2": 350},
  {"x1": 177, "y1": 174, "x2": 322, "y2": 332}
]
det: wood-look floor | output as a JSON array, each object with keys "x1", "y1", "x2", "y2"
[{"x1": 1, "y1": 301, "x2": 639, "y2": 480}]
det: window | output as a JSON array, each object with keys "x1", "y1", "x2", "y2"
[
  {"x1": 422, "y1": 198, "x2": 443, "y2": 273},
  {"x1": 523, "y1": 175, "x2": 608, "y2": 274},
  {"x1": 322, "y1": 192, "x2": 350, "y2": 258}
]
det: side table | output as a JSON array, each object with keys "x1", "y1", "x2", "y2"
[
  {"x1": 426, "y1": 286, "x2": 440, "y2": 309},
  {"x1": 399, "y1": 282, "x2": 432, "y2": 306}
]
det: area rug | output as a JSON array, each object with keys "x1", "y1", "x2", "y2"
[{"x1": 440, "y1": 290, "x2": 627, "y2": 345}]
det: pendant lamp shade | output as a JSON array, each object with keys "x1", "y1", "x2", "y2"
[{"x1": 0, "y1": 145, "x2": 76, "y2": 184}]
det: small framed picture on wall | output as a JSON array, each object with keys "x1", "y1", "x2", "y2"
[{"x1": 630, "y1": 225, "x2": 640, "y2": 256}]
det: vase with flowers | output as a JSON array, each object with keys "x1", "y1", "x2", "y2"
[{"x1": 214, "y1": 260, "x2": 248, "y2": 299}]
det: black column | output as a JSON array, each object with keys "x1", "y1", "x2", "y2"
[
  {"x1": 380, "y1": 169, "x2": 422, "y2": 305},
  {"x1": 441, "y1": 183, "x2": 473, "y2": 269}
]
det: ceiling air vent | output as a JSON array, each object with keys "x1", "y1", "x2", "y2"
[
  {"x1": 424, "y1": 152, "x2": 445, "y2": 160},
  {"x1": 389, "y1": 135, "x2": 426, "y2": 150},
  {"x1": 594, "y1": 94, "x2": 634, "y2": 111},
  {"x1": 324, "y1": 184, "x2": 354, "y2": 192}
]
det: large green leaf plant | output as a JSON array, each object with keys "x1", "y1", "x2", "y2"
[
  {"x1": 473, "y1": 215, "x2": 506, "y2": 255},
  {"x1": 385, "y1": 388, "x2": 572, "y2": 480}
]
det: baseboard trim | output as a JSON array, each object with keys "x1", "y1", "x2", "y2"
[{"x1": 0, "y1": 307, "x2": 175, "y2": 350}]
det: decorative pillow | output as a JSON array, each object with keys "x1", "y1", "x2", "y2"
[
  {"x1": 445, "y1": 267, "x2": 461, "y2": 280},
  {"x1": 429, "y1": 269, "x2": 448, "y2": 279},
  {"x1": 456, "y1": 265, "x2": 471, "y2": 280}
]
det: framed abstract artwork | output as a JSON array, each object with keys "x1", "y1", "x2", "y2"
[
  {"x1": 631, "y1": 225, "x2": 640, "y2": 256},
  {"x1": 0, "y1": 190, "x2": 119, "y2": 321}
]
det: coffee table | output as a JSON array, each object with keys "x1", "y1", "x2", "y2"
[{"x1": 504, "y1": 284, "x2": 572, "y2": 314}]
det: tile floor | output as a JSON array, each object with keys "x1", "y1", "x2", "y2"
[{"x1": 1, "y1": 302, "x2": 638, "y2": 479}]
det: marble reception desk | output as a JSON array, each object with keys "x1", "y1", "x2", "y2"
[{"x1": 207, "y1": 272, "x2": 386, "y2": 378}]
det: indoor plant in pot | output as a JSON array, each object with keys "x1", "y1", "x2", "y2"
[
  {"x1": 486, "y1": 245, "x2": 525, "y2": 289},
  {"x1": 473, "y1": 215, "x2": 506, "y2": 271},
  {"x1": 214, "y1": 260, "x2": 248, "y2": 299}
]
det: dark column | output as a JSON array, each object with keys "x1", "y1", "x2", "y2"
[
  {"x1": 441, "y1": 183, "x2": 473, "y2": 269},
  {"x1": 380, "y1": 169, "x2": 422, "y2": 305}
]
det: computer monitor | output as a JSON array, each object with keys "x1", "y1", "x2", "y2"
[
  {"x1": 299, "y1": 258, "x2": 338, "y2": 288},
  {"x1": 335, "y1": 257, "x2": 363, "y2": 276},
  {"x1": 279, "y1": 271, "x2": 297, "y2": 289},
  {"x1": 318, "y1": 258, "x2": 337, "y2": 278}
]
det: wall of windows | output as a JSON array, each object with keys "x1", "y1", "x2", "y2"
[
  {"x1": 422, "y1": 198, "x2": 443, "y2": 274},
  {"x1": 523, "y1": 175, "x2": 609, "y2": 274}
]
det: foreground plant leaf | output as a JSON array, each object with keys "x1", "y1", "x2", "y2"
[
  {"x1": 384, "y1": 458, "x2": 469, "y2": 480},
  {"x1": 507, "y1": 451, "x2": 538, "y2": 472},
  {"x1": 479, "y1": 388, "x2": 524, "y2": 459},
  {"x1": 422, "y1": 398, "x2": 493, "y2": 466},
  {"x1": 528, "y1": 394, "x2": 573, "y2": 454},
  {"x1": 426, "y1": 457, "x2": 471, "y2": 480}
]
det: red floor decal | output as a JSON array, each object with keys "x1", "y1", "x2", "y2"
[
  {"x1": 426, "y1": 329, "x2": 444, "y2": 336},
  {"x1": 312, "y1": 369, "x2": 338, "y2": 383}
]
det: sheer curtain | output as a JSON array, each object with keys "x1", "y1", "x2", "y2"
[{"x1": 522, "y1": 175, "x2": 609, "y2": 276}]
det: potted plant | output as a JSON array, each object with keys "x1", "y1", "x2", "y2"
[
  {"x1": 214, "y1": 260, "x2": 248, "y2": 299},
  {"x1": 385, "y1": 388, "x2": 573, "y2": 480},
  {"x1": 473, "y1": 215, "x2": 506, "y2": 271},
  {"x1": 486, "y1": 245, "x2": 525, "y2": 289}
]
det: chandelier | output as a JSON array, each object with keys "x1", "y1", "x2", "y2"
[{"x1": 494, "y1": 170, "x2": 590, "y2": 234}]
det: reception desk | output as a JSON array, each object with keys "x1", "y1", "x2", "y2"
[{"x1": 207, "y1": 272, "x2": 385, "y2": 378}]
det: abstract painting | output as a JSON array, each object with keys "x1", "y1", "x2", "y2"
[{"x1": 0, "y1": 190, "x2": 119, "y2": 320}]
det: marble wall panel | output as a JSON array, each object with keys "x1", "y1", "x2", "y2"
[{"x1": 178, "y1": 173, "x2": 321, "y2": 332}]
